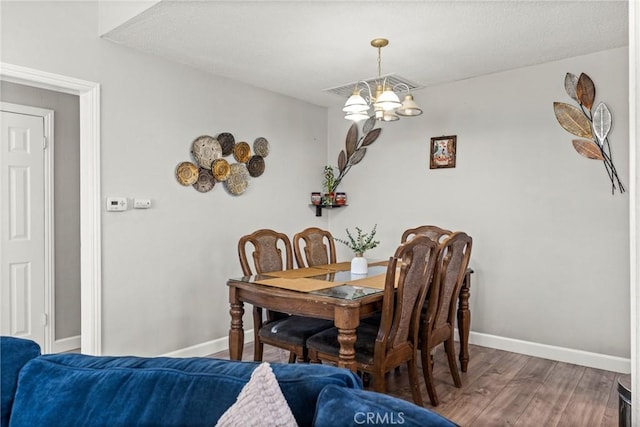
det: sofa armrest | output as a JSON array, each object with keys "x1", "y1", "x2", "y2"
[{"x1": 1, "y1": 337, "x2": 41, "y2": 427}]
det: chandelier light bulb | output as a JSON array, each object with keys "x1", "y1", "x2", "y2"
[
  {"x1": 345, "y1": 111, "x2": 371, "y2": 121},
  {"x1": 342, "y1": 89, "x2": 370, "y2": 113},
  {"x1": 396, "y1": 94, "x2": 423, "y2": 116},
  {"x1": 374, "y1": 88, "x2": 402, "y2": 111}
]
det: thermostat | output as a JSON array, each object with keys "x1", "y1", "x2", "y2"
[{"x1": 106, "y1": 197, "x2": 128, "y2": 212}]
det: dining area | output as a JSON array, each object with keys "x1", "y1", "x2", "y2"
[{"x1": 227, "y1": 225, "x2": 473, "y2": 407}]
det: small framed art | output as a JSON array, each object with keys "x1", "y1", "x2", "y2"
[{"x1": 429, "y1": 135, "x2": 457, "y2": 169}]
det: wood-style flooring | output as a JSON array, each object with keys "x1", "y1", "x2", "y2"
[{"x1": 211, "y1": 343, "x2": 624, "y2": 426}]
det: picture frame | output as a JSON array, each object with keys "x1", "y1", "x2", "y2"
[{"x1": 429, "y1": 135, "x2": 457, "y2": 169}]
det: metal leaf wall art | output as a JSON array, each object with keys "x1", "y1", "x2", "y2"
[
  {"x1": 327, "y1": 117, "x2": 382, "y2": 192},
  {"x1": 553, "y1": 72, "x2": 624, "y2": 194}
]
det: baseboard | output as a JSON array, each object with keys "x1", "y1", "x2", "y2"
[
  {"x1": 464, "y1": 330, "x2": 631, "y2": 374},
  {"x1": 52, "y1": 335, "x2": 81, "y2": 353},
  {"x1": 161, "y1": 328, "x2": 630, "y2": 373},
  {"x1": 161, "y1": 329, "x2": 255, "y2": 358}
]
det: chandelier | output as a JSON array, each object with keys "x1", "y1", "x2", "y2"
[{"x1": 343, "y1": 38, "x2": 423, "y2": 122}]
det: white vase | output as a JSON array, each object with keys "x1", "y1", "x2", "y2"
[{"x1": 351, "y1": 254, "x2": 368, "y2": 275}]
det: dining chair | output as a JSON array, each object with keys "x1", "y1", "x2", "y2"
[
  {"x1": 420, "y1": 231, "x2": 473, "y2": 406},
  {"x1": 306, "y1": 235, "x2": 440, "y2": 406},
  {"x1": 293, "y1": 227, "x2": 337, "y2": 268},
  {"x1": 361, "y1": 225, "x2": 454, "y2": 328},
  {"x1": 401, "y1": 225, "x2": 453, "y2": 244},
  {"x1": 238, "y1": 229, "x2": 333, "y2": 363}
]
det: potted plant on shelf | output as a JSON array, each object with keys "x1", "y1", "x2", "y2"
[
  {"x1": 322, "y1": 165, "x2": 337, "y2": 206},
  {"x1": 334, "y1": 224, "x2": 379, "y2": 274}
]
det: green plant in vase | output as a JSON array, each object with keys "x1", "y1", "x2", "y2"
[
  {"x1": 322, "y1": 165, "x2": 337, "y2": 205},
  {"x1": 334, "y1": 224, "x2": 379, "y2": 274}
]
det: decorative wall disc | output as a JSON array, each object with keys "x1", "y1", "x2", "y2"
[
  {"x1": 176, "y1": 161, "x2": 199, "y2": 186},
  {"x1": 177, "y1": 132, "x2": 270, "y2": 196},
  {"x1": 193, "y1": 168, "x2": 215, "y2": 192},
  {"x1": 191, "y1": 135, "x2": 222, "y2": 169},
  {"x1": 233, "y1": 141, "x2": 251, "y2": 163},
  {"x1": 253, "y1": 137, "x2": 270, "y2": 157},
  {"x1": 225, "y1": 163, "x2": 250, "y2": 195},
  {"x1": 247, "y1": 155, "x2": 265, "y2": 177},
  {"x1": 212, "y1": 158, "x2": 231, "y2": 181},
  {"x1": 217, "y1": 132, "x2": 236, "y2": 156}
]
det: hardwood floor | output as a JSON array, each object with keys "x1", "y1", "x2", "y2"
[{"x1": 211, "y1": 343, "x2": 624, "y2": 426}]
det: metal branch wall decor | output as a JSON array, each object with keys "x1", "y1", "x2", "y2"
[
  {"x1": 328, "y1": 116, "x2": 382, "y2": 193},
  {"x1": 175, "y1": 133, "x2": 269, "y2": 196},
  {"x1": 553, "y1": 73, "x2": 624, "y2": 194}
]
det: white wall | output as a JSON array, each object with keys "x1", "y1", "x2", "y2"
[
  {"x1": 1, "y1": 1, "x2": 329, "y2": 355},
  {"x1": 327, "y1": 47, "x2": 630, "y2": 359}
]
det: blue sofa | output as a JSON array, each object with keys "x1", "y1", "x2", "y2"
[{"x1": 1, "y1": 337, "x2": 457, "y2": 427}]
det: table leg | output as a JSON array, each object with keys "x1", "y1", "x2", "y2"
[
  {"x1": 335, "y1": 306, "x2": 359, "y2": 371},
  {"x1": 229, "y1": 288, "x2": 244, "y2": 361},
  {"x1": 457, "y1": 270, "x2": 472, "y2": 372}
]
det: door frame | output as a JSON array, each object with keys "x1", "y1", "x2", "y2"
[
  {"x1": 0, "y1": 63, "x2": 102, "y2": 355},
  {"x1": 0, "y1": 102, "x2": 54, "y2": 352},
  {"x1": 631, "y1": 0, "x2": 640, "y2": 421}
]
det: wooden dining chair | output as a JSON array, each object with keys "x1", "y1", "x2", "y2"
[
  {"x1": 420, "y1": 231, "x2": 473, "y2": 406},
  {"x1": 238, "y1": 229, "x2": 333, "y2": 363},
  {"x1": 401, "y1": 225, "x2": 453, "y2": 244},
  {"x1": 306, "y1": 235, "x2": 440, "y2": 406},
  {"x1": 293, "y1": 227, "x2": 337, "y2": 268},
  {"x1": 362, "y1": 225, "x2": 453, "y2": 327}
]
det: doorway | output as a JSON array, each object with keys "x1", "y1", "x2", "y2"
[
  {"x1": 0, "y1": 63, "x2": 101, "y2": 355},
  {"x1": 0, "y1": 83, "x2": 84, "y2": 353}
]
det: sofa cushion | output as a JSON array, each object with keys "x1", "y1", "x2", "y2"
[
  {"x1": 216, "y1": 362, "x2": 297, "y2": 427},
  {"x1": 312, "y1": 385, "x2": 459, "y2": 427},
  {"x1": 0, "y1": 337, "x2": 40, "y2": 427},
  {"x1": 9, "y1": 353, "x2": 360, "y2": 427}
]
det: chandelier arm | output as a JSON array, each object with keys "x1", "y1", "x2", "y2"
[
  {"x1": 392, "y1": 83, "x2": 411, "y2": 93},
  {"x1": 357, "y1": 80, "x2": 375, "y2": 104}
]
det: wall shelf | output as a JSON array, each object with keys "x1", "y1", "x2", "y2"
[{"x1": 310, "y1": 204, "x2": 347, "y2": 217}]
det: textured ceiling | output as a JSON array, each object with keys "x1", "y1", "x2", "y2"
[{"x1": 103, "y1": 1, "x2": 629, "y2": 107}]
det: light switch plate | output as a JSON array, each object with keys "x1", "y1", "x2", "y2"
[{"x1": 134, "y1": 198, "x2": 151, "y2": 209}]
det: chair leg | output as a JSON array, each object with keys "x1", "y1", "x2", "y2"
[
  {"x1": 288, "y1": 351, "x2": 297, "y2": 363},
  {"x1": 253, "y1": 307, "x2": 264, "y2": 362},
  {"x1": 445, "y1": 339, "x2": 462, "y2": 387},
  {"x1": 373, "y1": 370, "x2": 386, "y2": 394},
  {"x1": 407, "y1": 359, "x2": 424, "y2": 407},
  {"x1": 307, "y1": 349, "x2": 321, "y2": 364},
  {"x1": 361, "y1": 372, "x2": 371, "y2": 387},
  {"x1": 253, "y1": 338, "x2": 264, "y2": 362},
  {"x1": 421, "y1": 346, "x2": 439, "y2": 406}
]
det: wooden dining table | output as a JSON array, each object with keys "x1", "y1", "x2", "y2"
[{"x1": 227, "y1": 261, "x2": 474, "y2": 372}]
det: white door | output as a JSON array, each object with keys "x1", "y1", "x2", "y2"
[{"x1": 0, "y1": 110, "x2": 46, "y2": 348}]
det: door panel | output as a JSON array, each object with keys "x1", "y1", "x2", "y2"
[{"x1": 0, "y1": 111, "x2": 45, "y2": 347}]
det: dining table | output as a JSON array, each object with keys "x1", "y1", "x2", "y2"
[{"x1": 227, "y1": 261, "x2": 474, "y2": 372}]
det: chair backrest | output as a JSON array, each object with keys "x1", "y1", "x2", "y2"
[
  {"x1": 401, "y1": 225, "x2": 453, "y2": 245},
  {"x1": 293, "y1": 227, "x2": 337, "y2": 268},
  {"x1": 375, "y1": 235, "x2": 440, "y2": 356},
  {"x1": 425, "y1": 232, "x2": 473, "y2": 331},
  {"x1": 238, "y1": 229, "x2": 293, "y2": 275}
]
